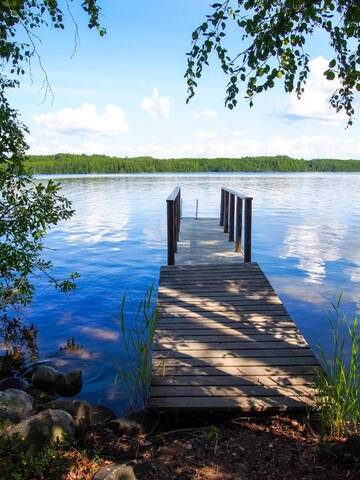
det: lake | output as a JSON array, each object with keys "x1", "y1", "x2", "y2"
[{"x1": 23, "y1": 173, "x2": 360, "y2": 414}]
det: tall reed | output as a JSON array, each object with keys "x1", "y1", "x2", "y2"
[
  {"x1": 116, "y1": 286, "x2": 158, "y2": 412},
  {"x1": 316, "y1": 295, "x2": 360, "y2": 437}
]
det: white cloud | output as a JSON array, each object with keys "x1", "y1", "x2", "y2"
[
  {"x1": 33, "y1": 103, "x2": 129, "y2": 136},
  {"x1": 193, "y1": 109, "x2": 217, "y2": 119},
  {"x1": 286, "y1": 56, "x2": 345, "y2": 123},
  {"x1": 140, "y1": 88, "x2": 171, "y2": 118},
  {"x1": 193, "y1": 130, "x2": 218, "y2": 140},
  {"x1": 232, "y1": 130, "x2": 244, "y2": 138},
  {"x1": 28, "y1": 130, "x2": 360, "y2": 159}
]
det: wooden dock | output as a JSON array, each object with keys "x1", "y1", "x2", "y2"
[{"x1": 150, "y1": 187, "x2": 319, "y2": 412}]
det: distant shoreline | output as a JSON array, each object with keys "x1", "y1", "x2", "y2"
[{"x1": 26, "y1": 154, "x2": 360, "y2": 174}]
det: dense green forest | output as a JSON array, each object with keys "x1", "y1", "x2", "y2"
[{"x1": 26, "y1": 154, "x2": 360, "y2": 174}]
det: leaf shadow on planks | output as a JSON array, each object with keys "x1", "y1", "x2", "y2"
[{"x1": 150, "y1": 263, "x2": 320, "y2": 412}]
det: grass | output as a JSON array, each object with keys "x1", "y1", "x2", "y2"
[
  {"x1": 316, "y1": 295, "x2": 360, "y2": 437},
  {"x1": 116, "y1": 285, "x2": 158, "y2": 412},
  {"x1": 0, "y1": 434, "x2": 65, "y2": 480}
]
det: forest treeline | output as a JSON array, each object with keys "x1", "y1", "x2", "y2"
[{"x1": 25, "y1": 154, "x2": 360, "y2": 174}]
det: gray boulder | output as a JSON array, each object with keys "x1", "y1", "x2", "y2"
[
  {"x1": 54, "y1": 369, "x2": 82, "y2": 397},
  {"x1": 32, "y1": 365, "x2": 64, "y2": 391},
  {"x1": 0, "y1": 377, "x2": 30, "y2": 392},
  {"x1": 45, "y1": 398, "x2": 91, "y2": 430},
  {"x1": 93, "y1": 464, "x2": 137, "y2": 480},
  {"x1": 27, "y1": 387, "x2": 58, "y2": 404},
  {"x1": 106, "y1": 419, "x2": 143, "y2": 437},
  {"x1": 0, "y1": 389, "x2": 35, "y2": 423},
  {"x1": 7, "y1": 409, "x2": 75, "y2": 454}
]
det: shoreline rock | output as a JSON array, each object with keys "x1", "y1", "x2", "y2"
[
  {"x1": 0, "y1": 377, "x2": 30, "y2": 392},
  {"x1": 45, "y1": 398, "x2": 92, "y2": 430},
  {"x1": 7, "y1": 408, "x2": 76, "y2": 454},
  {"x1": 93, "y1": 464, "x2": 137, "y2": 480},
  {"x1": 54, "y1": 369, "x2": 82, "y2": 397},
  {"x1": 31, "y1": 365, "x2": 64, "y2": 391},
  {"x1": 0, "y1": 389, "x2": 35, "y2": 423}
]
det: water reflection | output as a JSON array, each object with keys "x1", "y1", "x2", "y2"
[{"x1": 26, "y1": 173, "x2": 360, "y2": 414}]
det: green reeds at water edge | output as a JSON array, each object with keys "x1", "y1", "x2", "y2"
[
  {"x1": 316, "y1": 295, "x2": 360, "y2": 437},
  {"x1": 116, "y1": 286, "x2": 158, "y2": 412}
]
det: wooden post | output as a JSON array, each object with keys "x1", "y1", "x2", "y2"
[
  {"x1": 174, "y1": 199, "x2": 178, "y2": 251},
  {"x1": 167, "y1": 199, "x2": 175, "y2": 265},
  {"x1": 235, "y1": 197, "x2": 243, "y2": 252},
  {"x1": 224, "y1": 191, "x2": 229, "y2": 233},
  {"x1": 244, "y1": 197, "x2": 252, "y2": 263},
  {"x1": 229, "y1": 193, "x2": 235, "y2": 241},
  {"x1": 220, "y1": 188, "x2": 225, "y2": 226},
  {"x1": 176, "y1": 193, "x2": 180, "y2": 242}
]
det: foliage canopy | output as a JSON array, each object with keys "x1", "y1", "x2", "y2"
[
  {"x1": 0, "y1": 1, "x2": 103, "y2": 356},
  {"x1": 186, "y1": 0, "x2": 360, "y2": 125}
]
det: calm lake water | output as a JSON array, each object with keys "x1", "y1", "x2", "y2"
[{"x1": 24, "y1": 173, "x2": 360, "y2": 414}]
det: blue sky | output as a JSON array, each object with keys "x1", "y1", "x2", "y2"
[{"x1": 10, "y1": 0, "x2": 360, "y2": 159}]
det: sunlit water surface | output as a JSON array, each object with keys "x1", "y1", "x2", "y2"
[{"x1": 22, "y1": 173, "x2": 360, "y2": 414}]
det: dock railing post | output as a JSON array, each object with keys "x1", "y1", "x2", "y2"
[
  {"x1": 167, "y1": 199, "x2": 175, "y2": 265},
  {"x1": 220, "y1": 188, "x2": 225, "y2": 226},
  {"x1": 235, "y1": 197, "x2": 243, "y2": 253},
  {"x1": 229, "y1": 193, "x2": 235, "y2": 241},
  {"x1": 224, "y1": 191, "x2": 229, "y2": 233},
  {"x1": 244, "y1": 197, "x2": 252, "y2": 262},
  {"x1": 174, "y1": 199, "x2": 178, "y2": 251},
  {"x1": 167, "y1": 186, "x2": 181, "y2": 266}
]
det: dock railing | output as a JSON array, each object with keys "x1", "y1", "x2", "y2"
[
  {"x1": 166, "y1": 186, "x2": 181, "y2": 265},
  {"x1": 220, "y1": 187, "x2": 253, "y2": 262}
]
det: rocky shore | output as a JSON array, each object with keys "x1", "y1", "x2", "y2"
[
  {"x1": 0, "y1": 365, "x2": 140, "y2": 479},
  {"x1": 1, "y1": 365, "x2": 359, "y2": 480}
]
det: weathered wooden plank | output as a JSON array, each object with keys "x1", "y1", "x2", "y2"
[
  {"x1": 149, "y1": 396, "x2": 315, "y2": 411},
  {"x1": 157, "y1": 314, "x2": 293, "y2": 324},
  {"x1": 161, "y1": 262, "x2": 261, "y2": 272},
  {"x1": 160, "y1": 275, "x2": 269, "y2": 283},
  {"x1": 157, "y1": 313, "x2": 292, "y2": 323},
  {"x1": 158, "y1": 296, "x2": 281, "y2": 305},
  {"x1": 153, "y1": 340, "x2": 308, "y2": 351},
  {"x1": 155, "y1": 322, "x2": 298, "y2": 334},
  {"x1": 159, "y1": 280, "x2": 272, "y2": 288},
  {"x1": 154, "y1": 333, "x2": 305, "y2": 343},
  {"x1": 151, "y1": 374, "x2": 317, "y2": 387},
  {"x1": 152, "y1": 365, "x2": 318, "y2": 377},
  {"x1": 159, "y1": 303, "x2": 289, "y2": 317},
  {"x1": 160, "y1": 269, "x2": 264, "y2": 276},
  {"x1": 153, "y1": 347, "x2": 313, "y2": 359},
  {"x1": 152, "y1": 356, "x2": 320, "y2": 368},
  {"x1": 150, "y1": 384, "x2": 316, "y2": 398},
  {"x1": 160, "y1": 302, "x2": 288, "y2": 310},
  {"x1": 158, "y1": 286, "x2": 276, "y2": 295}
]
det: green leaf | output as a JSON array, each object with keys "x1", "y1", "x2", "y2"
[{"x1": 325, "y1": 70, "x2": 336, "y2": 81}]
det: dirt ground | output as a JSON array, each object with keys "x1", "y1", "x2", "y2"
[{"x1": 69, "y1": 413, "x2": 360, "y2": 480}]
